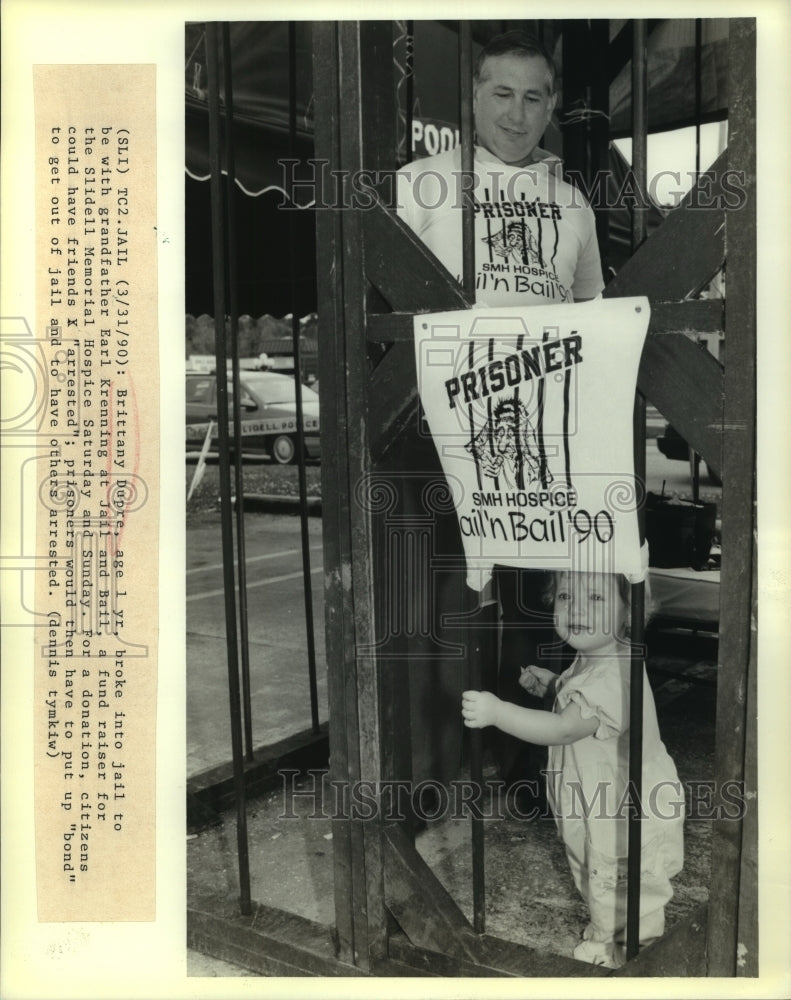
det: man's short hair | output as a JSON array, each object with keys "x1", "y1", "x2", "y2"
[{"x1": 474, "y1": 30, "x2": 557, "y2": 94}]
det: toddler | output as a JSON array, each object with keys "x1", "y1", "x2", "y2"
[{"x1": 462, "y1": 570, "x2": 684, "y2": 968}]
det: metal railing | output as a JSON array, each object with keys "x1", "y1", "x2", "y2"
[
  {"x1": 204, "y1": 21, "x2": 251, "y2": 915},
  {"x1": 203, "y1": 19, "x2": 322, "y2": 915}
]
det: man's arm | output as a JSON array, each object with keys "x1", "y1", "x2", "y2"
[{"x1": 570, "y1": 203, "x2": 605, "y2": 301}]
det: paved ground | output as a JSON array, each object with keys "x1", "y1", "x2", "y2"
[{"x1": 187, "y1": 511, "x2": 327, "y2": 775}]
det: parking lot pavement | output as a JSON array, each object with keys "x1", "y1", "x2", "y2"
[{"x1": 187, "y1": 512, "x2": 327, "y2": 776}]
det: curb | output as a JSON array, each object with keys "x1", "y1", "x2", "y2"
[
  {"x1": 187, "y1": 724, "x2": 329, "y2": 833},
  {"x1": 233, "y1": 493, "x2": 322, "y2": 516}
]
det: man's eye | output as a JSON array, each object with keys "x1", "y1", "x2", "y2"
[
  {"x1": 590, "y1": 593, "x2": 604, "y2": 602},
  {"x1": 557, "y1": 592, "x2": 570, "y2": 601}
]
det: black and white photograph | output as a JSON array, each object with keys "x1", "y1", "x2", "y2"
[
  {"x1": 183, "y1": 15, "x2": 761, "y2": 980},
  {"x1": 1, "y1": 2, "x2": 789, "y2": 997}
]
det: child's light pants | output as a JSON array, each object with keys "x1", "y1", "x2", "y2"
[{"x1": 563, "y1": 817, "x2": 682, "y2": 967}]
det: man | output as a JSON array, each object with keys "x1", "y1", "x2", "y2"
[
  {"x1": 397, "y1": 30, "x2": 604, "y2": 309},
  {"x1": 396, "y1": 30, "x2": 605, "y2": 796}
]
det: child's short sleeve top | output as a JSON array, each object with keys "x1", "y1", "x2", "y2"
[{"x1": 555, "y1": 657, "x2": 628, "y2": 741}]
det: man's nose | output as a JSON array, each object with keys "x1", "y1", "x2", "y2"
[{"x1": 506, "y1": 99, "x2": 527, "y2": 125}]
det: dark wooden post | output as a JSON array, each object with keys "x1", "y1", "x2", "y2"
[
  {"x1": 352, "y1": 24, "x2": 417, "y2": 825},
  {"x1": 313, "y1": 20, "x2": 407, "y2": 970},
  {"x1": 590, "y1": 19, "x2": 610, "y2": 271},
  {"x1": 560, "y1": 21, "x2": 592, "y2": 179},
  {"x1": 313, "y1": 22, "x2": 371, "y2": 966},
  {"x1": 625, "y1": 18, "x2": 648, "y2": 963},
  {"x1": 707, "y1": 17, "x2": 757, "y2": 977}
]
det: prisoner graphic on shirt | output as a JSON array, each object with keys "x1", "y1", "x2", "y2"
[{"x1": 397, "y1": 145, "x2": 604, "y2": 307}]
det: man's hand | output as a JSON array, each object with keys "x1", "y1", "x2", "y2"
[
  {"x1": 519, "y1": 665, "x2": 556, "y2": 699},
  {"x1": 461, "y1": 690, "x2": 501, "y2": 729}
]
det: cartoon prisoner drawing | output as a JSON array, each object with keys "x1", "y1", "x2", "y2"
[
  {"x1": 465, "y1": 396, "x2": 551, "y2": 490},
  {"x1": 481, "y1": 220, "x2": 543, "y2": 267}
]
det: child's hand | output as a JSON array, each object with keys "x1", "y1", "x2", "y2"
[
  {"x1": 519, "y1": 665, "x2": 556, "y2": 698},
  {"x1": 461, "y1": 690, "x2": 500, "y2": 729}
]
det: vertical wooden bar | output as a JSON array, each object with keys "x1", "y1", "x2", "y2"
[
  {"x1": 221, "y1": 23, "x2": 255, "y2": 762},
  {"x1": 736, "y1": 530, "x2": 758, "y2": 977},
  {"x1": 405, "y1": 21, "x2": 414, "y2": 165},
  {"x1": 625, "y1": 19, "x2": 648, "y2": 962},
  {"x1": 287, "y1": 22, "x2": 320, "y2": 735},
  {"x1": 312, "y1": 21, "x2": 359, "y2": 965},
  {"x1": 459, "y1": 19, "x2": 485, "y2": 937},
  {"x1": 459, "y1": 22, "x2": 476, "y2": 296},
  {"x1": 689, "y1": 19, "x2": 705, "y2": 496},
  {"x1": 626, "y1": 389, "x2": 647, "y2": 962},
  {"x1": 561, "y1": 22, "x2": 590, "y2": 179},
  {"x1": 362, "y1": 25, "x2": 416, "y2": 832},
  {"x1": 625, "y1": 584, "x2": 645, "y2": 962},
  {"x1": 694, "y1": 19, "x2": 702, "y2": 176},
  {"x1": 338, "y1": 20, "x2": 387, "y2": 965},
  {"x1": 631, "y1": 20, "x2": 648, "y2": 252},
  {"x1": 707, "y1": 17, "x2": 757, "y2": 976},
  {"x1": 314, "y1": 21, "x2": 397, "y2": 969},
  {"x1": 205, "y1": 21, "x2": 252, "y2": 916},
  {"x1": 591, "y1": 19, "x2": 610, "y2": 272}
]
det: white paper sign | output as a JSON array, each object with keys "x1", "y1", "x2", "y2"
[{"x1": 414, "y1": 298, "x2": 650, "y2": 585}]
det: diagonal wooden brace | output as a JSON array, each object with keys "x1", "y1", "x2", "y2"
[
  {"x1": 363, "y1": 153, "x2": 727, "y2": 470},
  {"x1": 383, "y1": 823, "x2": 480, "y2": 963}
]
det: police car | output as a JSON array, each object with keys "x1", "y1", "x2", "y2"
[{"x1": 186, "y1": 370, "x2": 320, "y2": 463}]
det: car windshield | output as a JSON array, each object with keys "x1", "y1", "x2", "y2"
[{"x1": 230, "y1": 373, "x2": 319, "y2": 405}]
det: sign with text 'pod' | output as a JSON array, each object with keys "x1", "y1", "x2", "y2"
[{"x1": 414, "y1": 298, "x2": 650, "y2": 586}]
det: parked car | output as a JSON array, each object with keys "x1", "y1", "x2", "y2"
[
  {"x1": 656, "y1": 423, "x2": 721, "y2": 486},
  {"x1": 186, "y1": 370, "x2": 320, "y2": 463}
]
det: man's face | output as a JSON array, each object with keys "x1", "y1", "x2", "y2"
[{"x1": 473, "y1": 53, "x2": 557, "y2": 166}]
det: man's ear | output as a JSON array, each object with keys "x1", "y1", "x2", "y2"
[{"x1": 547, "y1": 91, "x2": 558, "y2": 120}]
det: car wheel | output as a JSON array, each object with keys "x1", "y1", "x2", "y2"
[{"x1": 271, "y1": 434, "x2": 296, "y2": 465}]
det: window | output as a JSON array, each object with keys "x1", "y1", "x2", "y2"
[{"x1": 186, "y1": 377, "x2": 214, "y2": 405}]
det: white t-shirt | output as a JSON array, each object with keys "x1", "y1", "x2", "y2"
[{"x1": 396, "y1": 146, "x2": 604, "y2": 307}]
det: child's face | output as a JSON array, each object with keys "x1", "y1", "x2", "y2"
[{"x1": 554, "y1": 572, "x2": 627, "y2": 654}]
